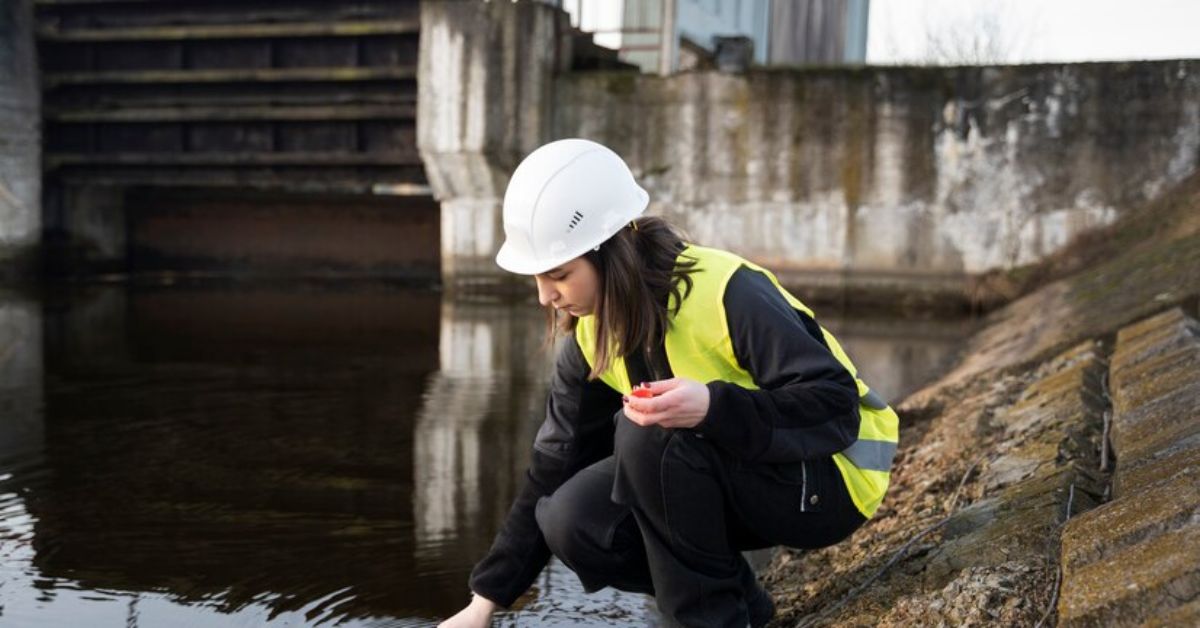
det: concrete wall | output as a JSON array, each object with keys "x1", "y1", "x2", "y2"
[
  {"x1": 557, "y1": 61, "x2": 1200, "y2": 287},
  {"x1": 0, "y1": 0, "x2": 39, "y2": 279},
  {"x1": 419, "y1": 10, "x2": 1199, "y2": 294}
]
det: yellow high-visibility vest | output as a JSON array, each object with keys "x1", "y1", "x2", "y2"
[{"x1": 575, "y1": 244, "x2": 898, "y2": 518}]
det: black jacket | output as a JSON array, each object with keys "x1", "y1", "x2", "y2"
[{"x1": 469, "y1": 267, "x2": 861, "y2": 606}]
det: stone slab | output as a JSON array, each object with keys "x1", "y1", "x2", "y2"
[
  {"x1": 1111, "y1": 382, "x2": 1200, "y2": 483},
  {"x1": 1111, "y1": 308, "x2": 1195, "y2": 370},
  {"x1": 1111, "y1": 343, "x2": 1200, "y2": 416},
  {"x1": 1115, "y1": 431, "x2": 1200, "y2": 496},
  {"x1": 1062, "y1": 467, "x2": 1200, "y2": 569},
  {"x1": 1058, "y1": 523, "x2": 1200, "y2": 627}
]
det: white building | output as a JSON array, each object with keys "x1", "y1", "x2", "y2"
[{"x1": 561, "y1": 0, "x2": 870, "y2": 74}]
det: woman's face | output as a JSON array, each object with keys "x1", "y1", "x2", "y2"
[{"x1": 534, "y1": 256, "x2": 600, "y2": 317}]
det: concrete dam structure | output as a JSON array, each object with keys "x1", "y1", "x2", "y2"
[
  {"x1": 422, "y1": 3, "x2": 1200, "y2": 303},
  {"x1": 3, "y1": 0, "x2": 1198, "y2": 304}
]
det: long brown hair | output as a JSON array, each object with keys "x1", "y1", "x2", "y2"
[{"x1": 546, "y1": 216, "x2": 700, "y2": 380}]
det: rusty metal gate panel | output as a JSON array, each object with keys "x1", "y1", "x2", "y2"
[
  {"x1": 37, "y1": 0, "x2": 424, "y2": 193},
  {"x1": 36, "y1": 0, "x2": 436, "y2": 278}
]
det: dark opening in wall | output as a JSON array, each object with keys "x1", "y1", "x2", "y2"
[{"x1": 125, "y1": 188, "x2": 439, "y2": 282}]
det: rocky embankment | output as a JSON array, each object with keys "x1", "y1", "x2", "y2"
[{"x1": 764, "y1": 174, "x2": 1200, "y2": 626}]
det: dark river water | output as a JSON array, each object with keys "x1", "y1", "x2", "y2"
[{"x1": 0, "y1": 283, "x2": 972, "y2": 627}]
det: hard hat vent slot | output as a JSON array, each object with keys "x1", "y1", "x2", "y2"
[{"x1": 567, "y1": 210, "x2": 584, "y2": 232}]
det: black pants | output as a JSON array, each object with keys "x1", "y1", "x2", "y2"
[{"x1": 534, "y1": 416, "x2": 866, "y2": 628}]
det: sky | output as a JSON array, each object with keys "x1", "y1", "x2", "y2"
[
  {"x1": 867, "y1": 0, "x2": 1200, "y2": 64},
  {"x1": 565, "y1": 0, "x2": 1200, "y2": 66}
]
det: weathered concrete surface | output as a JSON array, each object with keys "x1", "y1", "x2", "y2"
[
  {"x1": 0, "y1": 0, "x2": 39, "y2": 279},
  {"x1": 762, "y1": 172, "x2": 1200, "y2": 625},
  {"x1": 416, "y1": 0, "x2": 566, "y2": 288},
  {"x1": 557, "y1": 62, "x2": 1199, "y2": 289},
  {"x1": 1057, "y1": 308, "x2": 1200, "y2": 626},
  {"x1": 908, "y1": 172, "x2": 1200, "y2": 405}
]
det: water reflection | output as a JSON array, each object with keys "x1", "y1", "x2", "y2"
[
  {"x1": 412, "y1": 298, "x2": 550, "y2": 564},
  {"x1": 0, "y1": 290, "x2": 44, "y2": 626},
  {"x1": 818, "y1": 312, "x2": 972, "y2": 403},
  {"x1": 0, "y1": 284, "x2": 970, "y2": 626}
]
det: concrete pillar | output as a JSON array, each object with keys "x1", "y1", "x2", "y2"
[
  {"x1": 0, "y1": 0, "x2": 40, "y2": 280},
  {"x1": 417, "y1": 0, "x2": 568, "y2": 290},
  {"x1": 43, "y1": 184, "x2": 129, "y2": 277}
]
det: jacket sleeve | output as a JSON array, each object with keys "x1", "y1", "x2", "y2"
[
  {"x1": 468, "y1": 333, "x2": 622, "y2": 607},
  {"x1": 694, "y1": 267, "x2": 861, "y2": 463}
]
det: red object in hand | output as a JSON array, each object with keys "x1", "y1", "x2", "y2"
[{"x1": 630, "y1": 386, "x2": 654, "y2": 399}]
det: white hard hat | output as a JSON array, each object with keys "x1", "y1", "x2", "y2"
[{"x1": 495, "y1": 138, "x2": 649, "y2": 275}]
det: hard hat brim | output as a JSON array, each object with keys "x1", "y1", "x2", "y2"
[
  {"x1": 495, "y1": 228, "x2": 611, "y2": 275},
  {"x1": 495, "y1": 240, "x2": 563, "y2": 275}
]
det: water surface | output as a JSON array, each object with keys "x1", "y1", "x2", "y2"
[{"x1": 0, "y1": 284, "x2": 970, "y2": 626}]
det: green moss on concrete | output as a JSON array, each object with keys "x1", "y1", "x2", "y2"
[
  {"x1": 602, "y1": 71, "x2": 639, "y2": 97},
  {"x1": 1113, "y1": 383, "x2": 1200, "y2": 468},
  {"x1": 1113, "y1": 347, "x2": 1200, "y2": 411},
  {"x1": 1062, "y1": 467, "x2": 1200, "y2": 569},
  {"x1": 1115, "y1": 436, "x2": 1200, "y2": 496},
  {"x1": 1058, "y1": 525, "x2": 1200, "y2": 626}
]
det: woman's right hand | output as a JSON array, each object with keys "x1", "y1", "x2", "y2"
[{"x1": 438, "y1": 593, "x2": 498, "y2": 628}]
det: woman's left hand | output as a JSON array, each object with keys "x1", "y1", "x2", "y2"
[{"x1": 622, "y1": 377, "x2": 710, "y2": 429}]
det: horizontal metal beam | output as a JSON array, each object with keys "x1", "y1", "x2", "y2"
[
  {"x1": 48, "y1": 168, "x2": 428, "y2": 193},
  {"x1": 38, "y1": 19, "x2": 419, "y2": 42},
  {"x1": 47, "y1": 92, "x2": 416, "y2": 110},
  {"x1": 35, "y1": 0, "x2": 162, "y2": 5},
  {"x1": 46, "y1": 104, "x2": 416, "y2": 122},
  {"x1": 47, "y1": 151, "x2": 423, "y2": 167},
  {"x1": 51, "y1": 174, "x2": 427, "y2": 192},
  {"x1": 44, "y1": 66, "x2": 416, "y2": 86}
]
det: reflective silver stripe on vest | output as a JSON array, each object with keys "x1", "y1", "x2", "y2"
[
  {"x1": 840, "y1": 438, "x2": 897, "y2": 472},
  {"x1": 861, "y1": 389, "x2": 888, "y2": 410}
]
